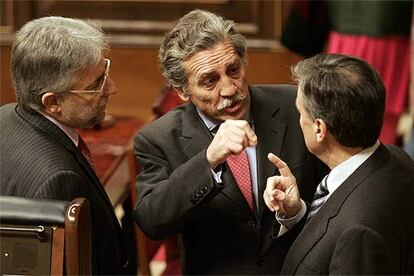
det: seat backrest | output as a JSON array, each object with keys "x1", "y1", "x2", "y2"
[{"x1": 0, "y1": 196, "x2": 91, "y2": 275}]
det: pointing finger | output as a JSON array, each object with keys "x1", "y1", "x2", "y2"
[{"x1": 267, "y1": 153, "x2": 293, "y2": 178}]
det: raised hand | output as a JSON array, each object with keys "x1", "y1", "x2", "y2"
[
  {"x1": 206, "y1": 120, "x2": 257, "y2": 169},
  {"x1": 263, "y1": 153, "x2": 301, "y2": 218}
]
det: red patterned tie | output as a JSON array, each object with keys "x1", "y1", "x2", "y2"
[
  {"x1": 227, "y1": 150, "x2": 254, "y2": 210},
  {"x1": 78, "y1": 135, "x2": 95, "y2": 171}
]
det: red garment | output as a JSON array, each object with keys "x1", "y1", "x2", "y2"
[
  {"x1": 78, "y1": 135, "x2": 95, "y2": 170},
  {"x1": 227, "y1": 150, "x2": 254, "y2": 210},
  {"x1": 153, "y1": 87, "x2": 183, "y2": 118},
  {"x1": 327, "y1": 31, "x2": 411, "y2": 144}
]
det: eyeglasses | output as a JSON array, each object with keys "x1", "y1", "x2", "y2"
[{"x1": 69, "y1": 58, "x2": 110, "y2": 95}]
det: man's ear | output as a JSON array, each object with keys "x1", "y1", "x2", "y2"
[
  {"x1": 41, "y1": 92, "x2": 61, "y2": 115},
  {"x1": 174, "y1": 88, "x2": 190, "y2": 102},
  {"x1": 314, "y1": 118, "x2": 327, "y2": 142}
]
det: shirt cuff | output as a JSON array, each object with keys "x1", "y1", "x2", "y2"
[
  {"x1": 275, "y1": 199, "x2": 307, "y2": 237},
  {"x1": 210, "y1": 168, "x2": 223, "y2": 183}
]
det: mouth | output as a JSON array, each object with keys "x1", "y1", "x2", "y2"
[{"x1": 223, "y1": 101, "x2": 241, "y2": 114}]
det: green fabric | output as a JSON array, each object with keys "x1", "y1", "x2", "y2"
[{"x1": 327, "y1": 0, "x2": 412, "y2": 37}]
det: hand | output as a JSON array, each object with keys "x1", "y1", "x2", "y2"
[
  {"x1": 206, "y1": 120, "x2": 257, "y2": 169},
  {"x1": 263, "y1": 153, "x2": 301, "y2": 218}
]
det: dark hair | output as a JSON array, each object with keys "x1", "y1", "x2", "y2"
[{"x1": 292, "y1": 53, "x2": 385, "y2": 148}]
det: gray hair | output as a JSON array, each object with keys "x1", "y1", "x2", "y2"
[
  {"x1": 12, "y1": 16, "x2": 108, "y2": 112},
  {"x1": 292, "y1": 53, "x2": 385, "y2": 148},
  {"x1": 159, "y1": 9, "x2": 247, "y2": 91}
]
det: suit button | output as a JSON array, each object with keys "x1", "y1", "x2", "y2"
[
  {"x1": 247, "y1": 220, "x2": 256, "y2": 229},
  {"x1": 256, "y1": 259, "x2": 264, "y2": 266},
  {"x1": 191, "y1": 195, "x2": 199, "y2": 204},
  {"x1": 202, "y1": 186, "x2": 208, "y2": 192}
]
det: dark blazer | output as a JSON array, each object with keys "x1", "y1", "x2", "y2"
[
  {"x1": 0, "y1": 103, "x2": 129, "y2": 275},
  {"x1": 281, "y1": 144, "x2": 414, "y2": 275},
  {"x1": 133, "y1": 85, "x2": 324, "y2": 275}
]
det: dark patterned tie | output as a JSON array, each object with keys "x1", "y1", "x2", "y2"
[
  {"x1": 307, "y1": 175, "x2": 329, "y2": 222},
  {"x1": 78, "y1": 135, "x2": 95, "y2": 171},
  {"x1": 227, "y1": 151, "x2": 254, "y2": 210}
]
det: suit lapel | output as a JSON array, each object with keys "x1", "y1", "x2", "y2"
[
  {"x1": 284, "y1": 144, "x2": 390, "y2": 273},
  {"x1": 180, "y1": 102, "x2": 255, "y2": 215},
  {"x1": 250, "y1": 86, "x2": 287, "y2": 217},
  {"x1": 181, "y1": 103, "x2": 213, "y2": 157},
  {"x1": 15, "y1": 105, "x2": 115, "y2": 210}
]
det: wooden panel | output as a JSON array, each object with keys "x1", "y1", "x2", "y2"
[
  {"x1": 0, "y1": 46, "x2": 15, "y2": 105},
  {"x1": 106, "y1": 47, "x2": 164, "y2": 120},
  {"x1": 3, "y1": 0, "x2": 286, "y2": 48},
  {"x1": 0, "y1": 45, "x2": 302, "y2": 120},
  {"x1": 0, "y1": 0, "x2": 14, "y2": 33}
]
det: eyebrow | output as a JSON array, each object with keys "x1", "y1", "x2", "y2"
[
  {"x1": 198, "y1": 58, "x2": 241, "y2": 79},
  {"x1": 199, "y1": 71, "x2": 217, "y2": 80}
]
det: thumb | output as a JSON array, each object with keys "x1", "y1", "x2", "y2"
[{"x1": 267, "y1": 153, "x2": 293, "y2": 178}]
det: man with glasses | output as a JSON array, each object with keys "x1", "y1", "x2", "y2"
[{"x1": 0, "y1": 16, "x2": 131, "y2": 275}]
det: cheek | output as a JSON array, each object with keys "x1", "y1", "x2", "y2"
[
  {"x1": 192, "y1": 87, "x2": 219, "y2": 104},
  {"x1": 198, "y1": 89, "x2": 214, "y2": 101},
  {"x1": 234, "y1": 75, "x2": 247, "y2": 87}
]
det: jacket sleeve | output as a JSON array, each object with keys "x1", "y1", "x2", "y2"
[{"x1": 132, "y1": 132, "x2": 225, "y2": 240}]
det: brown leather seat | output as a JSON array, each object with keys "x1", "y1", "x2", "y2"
[{"x1": 0, "y1": 196, "x2": 91, "y2": 275}]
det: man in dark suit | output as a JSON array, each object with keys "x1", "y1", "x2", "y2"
[
  {"x1": 132, "y1": 10, "x2": 323, "y2": 275},
  {"x1": 0, "y1": 16, "x2": 130, "y2": 275},
  {"x1": 264, "y1": 53, "x2": 414, "y2": 274}
]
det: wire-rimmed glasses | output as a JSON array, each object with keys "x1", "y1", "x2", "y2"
[{"x1": 69, "y1": 58, "x2": 110, "y2": 95}]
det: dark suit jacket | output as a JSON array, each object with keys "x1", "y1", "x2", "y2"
[
  {"x1": 281, "y1": 144, "x2": 414, "y2": 275},
  {"x1": 133, "y1": 85, "x2": 324, "y2": 275},
  {"x1": 0, "y1": 103, "x2": 129, "y2": 275}
]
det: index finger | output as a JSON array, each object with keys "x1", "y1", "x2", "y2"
[{"x1": 267, "y1": 153, "x2": 293, "y2": 178}]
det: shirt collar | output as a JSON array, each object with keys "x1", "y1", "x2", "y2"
[
  {"x1": 326, "y1": 140, "x2": 380, "y2": 198},
  {"x1": 37, "y1": 110, "x2": 79, "y2": 146}
]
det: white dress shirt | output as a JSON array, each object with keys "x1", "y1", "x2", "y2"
[
  {"x1": 277, "y1": 140, "x2": 381, "y2": 236},
  {"x1": 37, "y1": 110, "x2": 79, "y2": 146}
]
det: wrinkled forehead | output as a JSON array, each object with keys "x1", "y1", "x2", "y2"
[{"x1": 184, "y1": 41, "x2": 240, "y2": 79}]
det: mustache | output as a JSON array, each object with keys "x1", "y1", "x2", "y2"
[{"x1": 217, "y1": 93, "x2": 246, "y2": 111}]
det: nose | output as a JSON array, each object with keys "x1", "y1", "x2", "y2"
[
  {"x1": 219, "y1": 76, "x2": 237, "y2": 97},
  {"x1": 103, "y1": 76, "x2": 117, "y2": 96}
]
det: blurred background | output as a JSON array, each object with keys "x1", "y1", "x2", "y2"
[
  {"x1": 0, "y1": 0, "x2": 302, "y2": 122},
  {"x1": 0, "y1": 2, "x2": 412, "y2": 275}
]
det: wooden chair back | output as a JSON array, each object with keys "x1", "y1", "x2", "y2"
[{"x1": 0, "y1": 196, "x2": 91, "y2": 275}]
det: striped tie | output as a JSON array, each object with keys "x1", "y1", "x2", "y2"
[{"x1": 307, "y1": 175, "x2": 329, "y2": 222}]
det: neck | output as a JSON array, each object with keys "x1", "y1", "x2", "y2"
[{"x1": 319, "y1": 139, "x2": 364, "y2": 169}]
